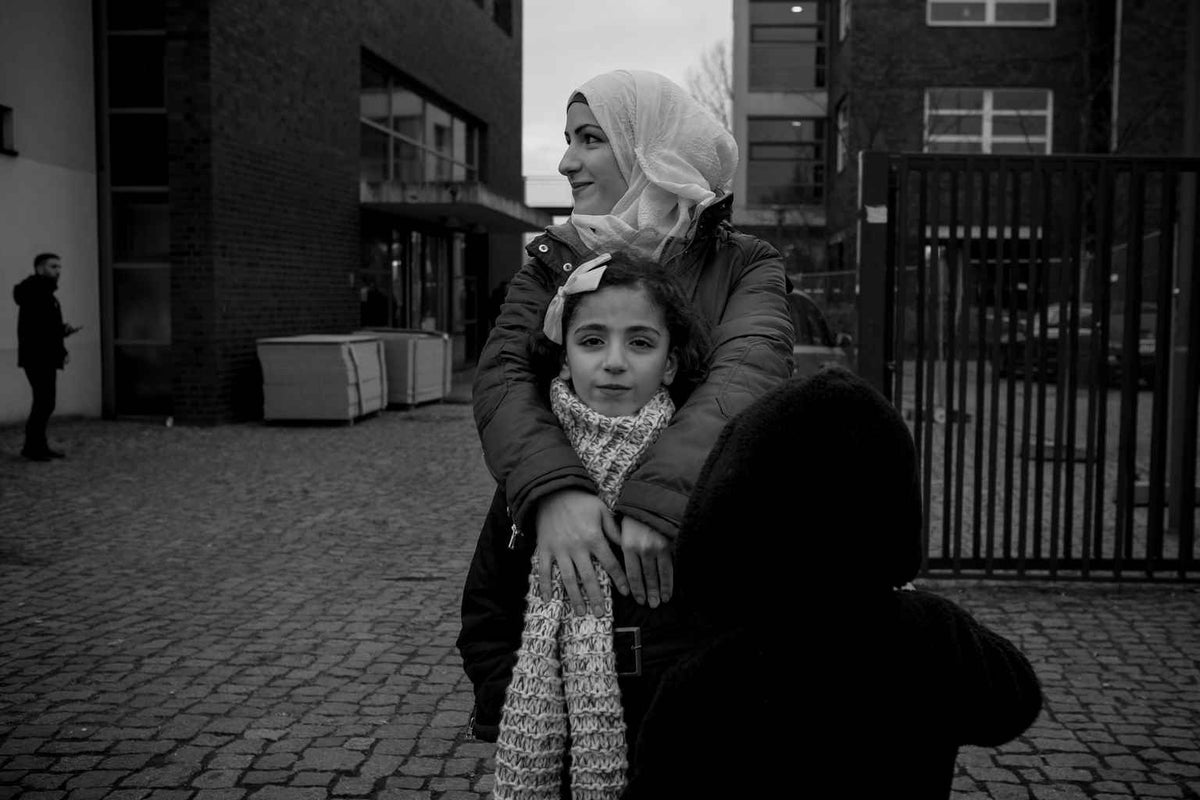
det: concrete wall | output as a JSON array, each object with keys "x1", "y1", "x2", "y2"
[{"x1": 0, "y1": 0, "x2": 101, "y2": 425}]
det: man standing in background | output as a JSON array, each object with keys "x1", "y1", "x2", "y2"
[{"x1": 13, "y1": 252, "x2": 81, "y2": 461}]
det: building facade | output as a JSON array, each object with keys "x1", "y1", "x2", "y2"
[
  {"x1": 824, "y1": 0, "x2": 1189, "y2": 271},
  {"x1": 1, "y1": 0, "x2": 544, "y2": 424},
  {"x1": 731, "y1": 0, "x2": 830, "y2": 276},
  {"x1": 730, "y1": 0, "x2": 1189, "y2": 278}
]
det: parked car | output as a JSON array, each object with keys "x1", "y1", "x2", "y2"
[
  {"x1": 996, "y1": 301, "x2": 1093, "y2": 381},
  {"x1": 787, "y1": 289, "x2": 853, "y2": 377},
  {"x1": 996, "y1": 301, "x2": 1157, "y2": 386}
]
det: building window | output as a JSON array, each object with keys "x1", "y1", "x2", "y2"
[
  {"x1": 749, "y1": 1, "x2": 825, "y2": 91},
  {"x1": 747, "y1": 117, "x2": 825, "y2": 206},
  {"x1": 0, "y1": 105, "x2": 15, "y2": 155},
  {"x1": 839, "y1": 0, "x2": 851, "y2": 40},
  {"x1": 925, "y1": 88, "x2": 1053, "y2": 154},
  {"x1": 101, "y1": 0, "x2": 171, "y2": 416},
  {"x1": 835, "y1": 99, "x2": 849, "y2": 173},
  {"x1": 360, "y1": 54, "x2": 481, "y2": 184},
  {"x1": 927, "y1": 0, "x2": 1055, "y2": 26}
]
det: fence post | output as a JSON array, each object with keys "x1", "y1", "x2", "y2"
[
  {"x1": 1166, "y1": 0, "x2": 1200, "y2": 556},
  {"x1": 858, "y1": 151, "x2": 892, "y2": 398}
]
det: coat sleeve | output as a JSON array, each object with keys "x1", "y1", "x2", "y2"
[
  {"x1": 615, "y1": 235, "x2": 795, "y2": 537},
  {"x1": 472, "y1": 257, "x2": 595, "y2": 532},
  {"x1": 907, "y1": 593, "x2": 1044, "y2": 746}
]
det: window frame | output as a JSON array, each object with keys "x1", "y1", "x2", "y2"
[
  {"x1": 745, "y1": 116, "x2": 826, "y2": 207},
  {"x1": 360, "y1": 56, "x2": 482, "y2": 184},
  {"x1": 748, "y1": 1, "x2": 826, "y2": 91},
  {"x1": 924, "y1": 87, "x2": 1054, "y2": 155},
  {"x1": 926, "y1": 0, "x2": 1056, "y2": 27}
]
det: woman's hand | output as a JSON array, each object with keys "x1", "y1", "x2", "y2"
[
  {"x1": 535, "y1": 489, "x2": 629, "y2": 615},
  {"x1": 619, "y1": 517, "x2": 673, "y2": 608}
]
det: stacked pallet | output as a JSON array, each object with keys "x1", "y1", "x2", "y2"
[
  {"x1": 355, "y1": 328, "x2": 451, "y2": 407},
  {"x1": 257, "y1": 334, "x2": 387, "y2": 422}
]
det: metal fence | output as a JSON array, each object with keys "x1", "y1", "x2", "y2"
[{"x1": 858, "y1": 152, "x2": 1200, "y2": 581}]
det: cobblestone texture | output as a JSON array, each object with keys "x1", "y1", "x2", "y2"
[{"x1": 2, "y1": 383, "x2": 1198, "y2": 798}]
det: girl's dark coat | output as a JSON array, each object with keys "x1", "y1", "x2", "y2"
[{"x1": 621, "y1": 367, "x2": 1044, "y2": 799}]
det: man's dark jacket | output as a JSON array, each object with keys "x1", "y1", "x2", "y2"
[{"x1": 13, "y1": 274, "x2": 67, "y2": 370}]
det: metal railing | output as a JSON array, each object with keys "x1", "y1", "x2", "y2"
[{"x1": 858, "y1": 152, "x2": 1200, "y2": 581}]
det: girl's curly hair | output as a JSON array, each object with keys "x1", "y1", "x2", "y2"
[{"x1": 529, "y1": 255, "x2": 712, "y2": 407}]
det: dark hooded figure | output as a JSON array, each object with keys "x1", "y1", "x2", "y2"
[{"x1": 622, "y1": 366, "x2": 1043, "y2": 799}]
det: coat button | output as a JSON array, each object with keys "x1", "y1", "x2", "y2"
[
  {"x1": 538, "y1": 244, "x2": 549, "y2": 253},
  {"x1": 562, "y1": 263, "x2": 573, "y2": 272}
]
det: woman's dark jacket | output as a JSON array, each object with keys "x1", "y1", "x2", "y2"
[
  {"x1": 458, "y1": 197, "x2": 795, "y2": 740},
  {"x1": 472, "y1": 196, "x2": 794, "y2": 537},
  {"x1": 13, "y1": 274, "x2": 67, "y2": 370}
]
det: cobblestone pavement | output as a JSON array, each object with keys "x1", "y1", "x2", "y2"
[{"x1": 1, "y1": 393, "x2": 1199, "y2": 799}]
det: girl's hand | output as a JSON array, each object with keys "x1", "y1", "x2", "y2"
[
  {"x1": 619, "y1": 517, "x2": 673, "y2": 608},
  {"x1": 535, "y1": 489, "x2": 629, "y2": 615}
]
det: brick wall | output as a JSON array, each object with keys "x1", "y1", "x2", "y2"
[
  {"x1": 168, "y1": 0, "x2": 220, "y2": 421},
  {"x1": 1115, "y1": 0, "x2": 1187, "y2": 154}
]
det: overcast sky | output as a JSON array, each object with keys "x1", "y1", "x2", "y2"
[{"x1": 522, "y1": 0, "x2": 733, "y2": 207}]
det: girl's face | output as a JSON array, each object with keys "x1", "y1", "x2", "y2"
[
  {"x1": 561, "y1": 285, "x2": 677, "y2": 417},
  {"x1": 558, "y1": 102, "x2": 628, "y2": 216}
]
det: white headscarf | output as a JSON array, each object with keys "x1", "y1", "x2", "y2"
[{"x1": 567, "y1": 70, "x2": 738, "y2": 262}]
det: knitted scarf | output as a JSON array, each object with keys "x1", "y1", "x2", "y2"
[{"x1": 492, "y1": 378, "x2": 675, "y2": 800}]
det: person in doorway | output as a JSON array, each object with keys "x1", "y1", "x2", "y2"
[
  {"x1": 457, "y1": 68, "x2": 794, "y2": 763},
  {"x1": 622, "y1": 366, "x2": 1044, "y2": 798},
  {"x1": 489, "y1": 253, "x2": 709, "y2": 799},
  {"x1": 13, "y1": 252, "x2": 81, "y2": 461}
]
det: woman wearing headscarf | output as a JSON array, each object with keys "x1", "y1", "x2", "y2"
[{"x1": 457, "y1": 70, "x2": 794, "y2": 763}]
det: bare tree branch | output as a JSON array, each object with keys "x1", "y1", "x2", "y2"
[{"x1": 685, "y1": 39, "x2": 733, "y2": 131}]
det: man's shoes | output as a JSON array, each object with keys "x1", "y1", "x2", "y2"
[
  {"x1": 44, "y1": 448, "x2": 66, "y2": 459},
  {"x1": 20, "y1": 448, "x2": 51, "y2": 462}
]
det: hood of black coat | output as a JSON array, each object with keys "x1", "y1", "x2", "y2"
[{"x1": 674, "y1": 366, "x2": 923, "y2": 626}]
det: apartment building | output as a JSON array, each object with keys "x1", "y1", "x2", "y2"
[{"x1": 731, "y1": 0, "x2": 830, "y2": 275}]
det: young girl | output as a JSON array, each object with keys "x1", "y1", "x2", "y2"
[{"x1": 488, "y1": 253, "x2": 710, "y2": 800}]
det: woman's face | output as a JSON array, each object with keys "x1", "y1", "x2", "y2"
[{"x1": 558, "y1": 102, "x2": 628, "y2": 216}]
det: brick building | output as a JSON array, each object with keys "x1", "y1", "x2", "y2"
[
  {"x1": 1, "y1": 0, "x2": 544, "y2": 424},
  {"x1": 729, "y1": 0, "x2": 1189, "y2": 278},
  {"x1": 823, "y1": 0, "x2": 1189, "y2": 270}
]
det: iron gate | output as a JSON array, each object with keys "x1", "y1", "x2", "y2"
[{"x1": 858, "y1": 152, "x2": 1200, "y2": 581}]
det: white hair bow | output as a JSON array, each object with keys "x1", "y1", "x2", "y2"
[{"x1": 542, "y1": 253, "x2": 612, "y2": 344}]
